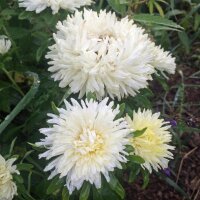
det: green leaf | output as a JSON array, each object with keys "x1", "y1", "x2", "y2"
[
  {"x1": 92, "y1": 187, "x2": 103, "y2": 200},
  {"x1": 131, "y1": 127, "x2": 147, "y2": 137},
  {"x1": 132, "y1": 14, "x2": 183, "y2": 30},
  {"x1": 47, "y1": 177, "x2": 63, "y2": 195},
  {"x1": 58, "y1": 88, "x2": 71, "y2": 106},
  {"x1": 51, "y1": 101, "x2": 59, "y2": 115},
  {"x1": 18, "y1": 11, "x2": 33, "y2": 20},
  {"x1": 0, "y1": 72, "x2": 39, "y2": 135},
  {"x1": 178, "y1": 31, "x2": 190, "y2": 53},
  {"x1": 128, "y1": 165, "x2": 141, "y2": 183},
  {"x1": 0, "y1": 88, "x2": 11, "y2": 112},
  {"x1": 7, "y1": 27, "x2": 29, "y2": 39},
  {"x1": 156, "y1": 172, "x2": 189, "y2": 198},
  {"x1": 148, "y1": 0, "x2": 154, "y2": 14},
  {"x1": 17, "y1": 163, "x2": 34, "y2": 171},
  {"x1": 156, "y1": 75, "x2": 170, "y2": 91},
  {"x1": 134, "y1": 95, "x2": 152, "y2": 108},
  {"x1": 115, "y1": 103, "x2": 125, "y2": 119},
  {"x1": 86, "y1": 92, "x2": 96, "y2": 101},
  {"x1": 9, "y1": 137, "x2": 17, "y2": 155},
  {"x1": 13, "y1": 174, "x2": 24, "y2": 184},
  {"x1": 154, "y1": 2, "x2": 164, "y2": 17},
  {"x1": 17, "y1": 183, "x2": 36, "y2": 200},
  {"x1": 62, "y1": 188, "x2": 69, "y2": 200},
  {"x1": 1, "y1": 8, "x2": 17, "y2": 20},
  {"x1": 125, "y1": 145, "x2": 135, "y2": 153},
  {"x1": 142, "y1": 170, "x2": 150, "y2": 189},
  {"x1": 107, "y1": 0, "x2": 127, "y2": 15},
  {"x1": 80, "y1": 182, "x2": 91, "y2": 200},
  {"x1": 109, "y1": 173, "x2": 125, "y2": 199},
  {"x1": 129, "y1": 155, "x2": 145, "y2": 164},
  {"x1": 36, "y1": 41, "x2": 48, "y2": 62}
]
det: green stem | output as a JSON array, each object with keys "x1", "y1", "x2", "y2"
[
  {"x1": 0, "y1": 72, "x2": 39, "y2": 135},
  {"x1": 2, "y1": 67, "x2": 25, "y2": 96}
]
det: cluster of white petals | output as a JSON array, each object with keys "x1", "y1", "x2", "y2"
[
  {"x1": 18, "y1": 0, "x2": 93, "y2": 14},
  {"x1": 0, "y1": 35, "x2": 11, "y2": 55},
  {"x1": 46, "y1": 9, "x2": 176, "y2": 100},
  {"x1": 126, "y1": 109, "x2": 175, "y2": 173},
  {"x1": 37, "y1": 98, "x2": 130, "y2": 194},
  {"x1": 151, "y1": 45, "x2": 176, "y2": 74},
  {"x1": 0, "y1": 155, "x2": 19, "y2": 200}
]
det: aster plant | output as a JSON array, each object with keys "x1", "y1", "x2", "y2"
[{"x1": 0, "y1": 0, "x2": 183, "y2": 199}]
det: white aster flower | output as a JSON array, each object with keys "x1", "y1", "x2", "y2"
[
  {"x1": 151, "y1": 45, "x2": 176, "y2": 74},
  {"x1": 37, "y1": 98, "x2": 129, "y2": 194},
  {"x1": 0, "y1": 35, "x2": 11, "y2": 55},
  {"x1": 18, "y1": 0, "x2": 93, "y2": 14},
  {"x1": 0, "y1": 155, "x2": 19, "y2": 200},
  {"x1": 46, "y1": 9, "x2": 175, "y2": 100},
  {"x1": 126, "y1": 109, "x2": 175, "y2": 173}
]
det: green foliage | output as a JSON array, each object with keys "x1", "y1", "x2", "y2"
[{"x1": 0, "y1": 0, "x2": 199, "y2": 200}]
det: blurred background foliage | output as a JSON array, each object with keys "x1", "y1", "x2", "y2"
[{"x1": 0, "y1": 0, "x2": 199, "y2": 199}]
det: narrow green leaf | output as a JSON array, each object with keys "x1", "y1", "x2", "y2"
[
  {"x1": 131, "y1": 127, "x2": 147, "y2": 137},
  {"x1": 59, "y1": 88, "x2": 71, "y2": 106},
  {"x1": 9, "y1": 137, "x2": 17, "y2": 155},
  {"x1": 156, "y1": 172, "x2": 189, "y2": 199},
  {"x1": 36, "y1": 42, "x2": 48, "y2": 62},
  {"x1": 115, "y1": 103, "x2": 125, "y2": 119},
  {"x1": 0, "y1": 72, "x2": 39, "y2": 135},
  {"x1": 107, "y1": 0, "x2": 127, "y2": 15},
  {"x1": 128, "y1": 165, "x2": 141, "y2": 183},
  {"x1": 109, "y1": 173, "x2": 125, "y2": 199},
  {"x1": 17, "y1": 163, "x2": 34, "y2": 171},
  {"x1": 132, "y1": 14, "x2": 183, "y2": 30},
  {"x1": 129, "y1": 155, "x2": 145, "y2": 164},
  {"x1": 7, "y1": 27, "x2": 29, "y2": 39},
  {"x1": 92, "y1": 187, "x2": 103, "y2": 200},
  {"x1": 156, "y1": 75, "x2": 170, "y2": 91},
  {"x1": 148, "y1": 0, "x2": 154, "y2": 14},
  {"x1": 62, "y1": 188, "x2": 69, "y2": 200},
  {"x1": 178, "y1": 31, "x2": 190, "y2": 53},
  {"x1": 154, "y1": 2, "x2": 164, "y2": 17},
  {"x1": 126, "y1": 145, "x2": 135, "y2": 153},
  {"x1": 142, "y1": 170, "x2": 150, "y2": 189},
  {"x1": 47, "y1": 177, "x2": 63, "y2": 195},
  {"x1": 51, "y1": 101, "x2": 59, "y2": 115},
  {"x1": 80, "y1": 182, "x2": 91, "y2": 200},
  {"x1": 18, "y1": 11, "x2": 33, "y2": 20},
  {"x1": 86, "y1": 92, "x2": 96, "y2": 101}
]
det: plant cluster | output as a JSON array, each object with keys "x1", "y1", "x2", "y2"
[{"x1": 0, "y1": 0, "x2": 199, "y2": 200}]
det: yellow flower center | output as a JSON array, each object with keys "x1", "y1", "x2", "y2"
[
  {"x1": 131, "y1": 128, "x2": 165, "y2": 155},
  {"x1": 74, "y1": 128, "x2": 104, "y2": 155}
]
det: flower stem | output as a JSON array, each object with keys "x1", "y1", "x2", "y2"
[{"x1": 2, "y1": 67, "x2": 25, "y2": 96}]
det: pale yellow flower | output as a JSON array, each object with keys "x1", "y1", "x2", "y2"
[{"x1": 126, "y1": 109, "x2": 175, "y2": 173}]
